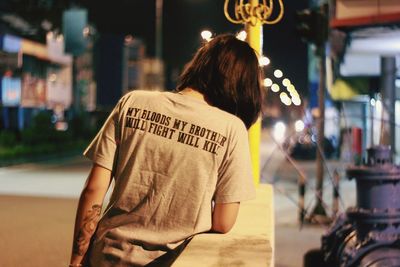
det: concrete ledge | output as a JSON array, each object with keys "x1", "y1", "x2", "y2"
[{"x1": 174, "y1": 184, "x2": 274, "y2": 267}]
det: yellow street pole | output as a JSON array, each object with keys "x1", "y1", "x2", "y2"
[
  {"x1": 223, "y1": 2, "x2": 284, "y2": 265},
  {"x1": 245, "y1": 4, "x2": 274, "y2": 266},
  {"x1": 246, "y1": 0, "x2": 262, "y2": 186}
]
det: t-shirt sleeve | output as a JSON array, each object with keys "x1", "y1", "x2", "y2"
[
  {"x1": 83, "y1": 101, "x2": 122, "y2": 171},
  {"x1": 214, "y1": 122, "x2": 256, "y2": 204}
]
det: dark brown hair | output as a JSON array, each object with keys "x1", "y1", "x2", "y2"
[{"x1": 176, "y1": 33, "x2": 263, "y2": 129}]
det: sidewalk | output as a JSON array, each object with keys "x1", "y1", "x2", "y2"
[{"x1": 0, "y1": 194, "x2": 77, "y2": 267}]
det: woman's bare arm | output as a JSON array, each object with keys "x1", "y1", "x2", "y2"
[
  {"x1": 211, "y1": 202, "x2": 240, "y2": 234},
  {"x1": 69, "y1": 164, "x2": 112, "y2": 266}
]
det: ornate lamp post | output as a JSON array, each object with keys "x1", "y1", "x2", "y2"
[
  {"x1": 224, "y1": 3, "x2": 284, "y2": 265},
  {"x1": 224, "y1": 0, "x2": 284, "y2": 185}
]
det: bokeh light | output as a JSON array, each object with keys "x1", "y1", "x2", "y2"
[
  {"x1": 236, "y1": 30, "x2": 247, "y2": 41},
  {"x1": 274, "y1": 69, "x2": 283, "y2": 78},
  {"x1": 200, "y1": 30, "x2": 213, "y2": 42},
  {"x1": 295, "y1": 120, "x2": 305, "y2": 132},
  {"x1": 259, "y1": 56, "x2": 270, "y2": 66},
  {"x1": 271, "y1": 83, "x2": 280, "y2": 92},
  {"x1": 263, "y1": 78, "x2": 273, "y2": 87},
  {"x1": 282, "y1": 78, "x2": 290, "y2": 87},
  {"x1": 273, "y1": 121, "x2": 286, "y2": 143}
]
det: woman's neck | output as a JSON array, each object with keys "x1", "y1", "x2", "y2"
[{"x1": 178, "y1": 87, "x2": 206, "y2": 101}]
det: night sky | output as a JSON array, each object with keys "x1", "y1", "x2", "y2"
[
  {"x1": 83, "y1": 0, "x2": 309, "y2": 95},
  {"x1": 0, "y1": 0, "x2": 309, "y2": 96}
]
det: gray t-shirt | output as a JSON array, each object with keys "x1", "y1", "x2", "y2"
[{"x1": 84, "y1": 90, "x2": 256, "y2": 266}]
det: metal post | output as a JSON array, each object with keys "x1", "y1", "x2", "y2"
[
  {"x1": 317, "y1": 48, "x2": 326, "y2": 200},
  {"x1": 299, "y1": 173, "x2": 306, "y2": 223},
  {"x1": 246, "y1": 0, "x2": 262, "y2": 186},
  {"x1": 370, "y1": 98, "x2": 374, "y2": 147},
  {"x1": 155, "y1": 0, "x2": 163, "y2": 60},
  {"x1": 380, "y1": 57, "x2": 396, "y2": 158},
  {"x1": 311, "y1": 46, "x2": 328, "y2": 219},
  {"x1": 332, "y1": 169, "x2": 340, "y2": 217}
]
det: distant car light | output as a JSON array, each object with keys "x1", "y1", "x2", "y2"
[
  {"x1": 273, "y1": 121, "x2": 286, "y2": 143},
  {"x1": 295, "y1": 120, "x2": 305, "y2": 132}
]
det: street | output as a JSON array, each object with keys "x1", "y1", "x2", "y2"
[
  {"x1": 0, "y1": 157, "x2": 87, "y2": 267},
  {"x1": 260, "y1": 130, "x2": 357, "y2": 267},
  {"x1": 0, "y1": 130, "x2": 358, "y2": 267}
]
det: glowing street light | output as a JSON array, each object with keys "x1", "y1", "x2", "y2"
[
  {"x1": 280, "y1": 92, "x2": 288, "y2": 99},
  {"x1": 295, "y1": 120, "x2": 305, "y2": 132},
  {"x1": 125, "y1": 35, "x2": 134, "y2": 44},
  {"x1": 259, "y1": 56, "x2": 270, "y2": 66},
  {"x1": 287, "y1": 84, "x2": 296, "y2": 92},
  {"x1": 292, "y1": 97, "x2": 301, "y2": 106},
  {"x1": 282, "y1": 78, "x2": 290, "y2": 87},
  {"x1": 236, "y1": 30, "x2": 247, "y2": 41},
  {"x1": 263, "y1": 78, "x2": 273, "y2": 87},
  {"x1": 201, "y1": 30, "x2": 213, "y2": 42},
  {"x1": 280, "y1": 92, "x2": 292, "y2": 106},
  {"x1": 271, "y1": 83, "x2": 280, "y2": 92},
  {"x1": 274, "y1": 69, "x2": 283, "y2": 78},
  {"x1": 273, "y1": 121, "x2": 287, "y2": 143}
]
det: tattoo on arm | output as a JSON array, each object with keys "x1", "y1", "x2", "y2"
[{"x1": 73, "y1": 204, "x2": 102, "y2": 256}]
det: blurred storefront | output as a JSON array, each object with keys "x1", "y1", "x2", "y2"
[
  {"x1": 0, "y1": 33, "x2": 72, "y2": 130},
  {"x1": 62, "y1": 7, "x2": 96, "y2": 114},
  {"x1": 328, "y1": 0, "x2": 400, "y2": 162},
  {"x1": 75, "y1": 41, "x2": 96, "y2": 112},
  {"x1": 122, "y1": 36, "x2": 165, "y2": 95}
]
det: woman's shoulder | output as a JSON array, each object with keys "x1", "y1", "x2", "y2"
[
  {"x1": 123, "y1": 89, "x2": 162, "y2": 99},
  {"x1": 118, "y1": 90, "x2": 164, "y2": 105},
  {"x1": 213, "y1": 107, "x2": 248, "y2": 130}
]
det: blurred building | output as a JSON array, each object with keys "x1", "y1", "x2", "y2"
[
  {"x1": 75, "y1": 40, "x2": 96, "y2": 112},
  {"x1": 0, "y1": 33, "x2": 72, "y2": 130},
  {"x1": 328, "y1": 0, "x2": 400, "y2": 160},
  {"x1": 0, "y1": 4, "x2": 98, "y2": 132},
  {"x1": 122, "y1": 36, "x2": 165, "y2": 95}
]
